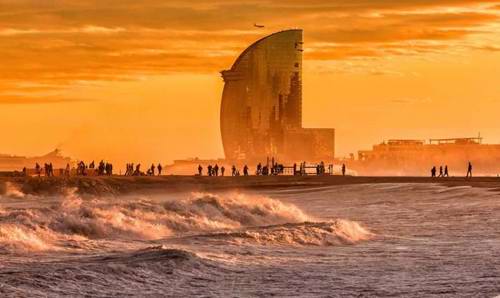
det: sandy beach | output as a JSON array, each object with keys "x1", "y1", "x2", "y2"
[{"x1": 2, "y1": 175, "x2": 500, "y2": 197}]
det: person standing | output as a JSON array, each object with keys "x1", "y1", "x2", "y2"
[
  {"x1": 198, "y1": 165, "x2": 203, "y2": 176},
  {"x1": 221, "y1": 166, "x2": 225, "y2": 176},
  {"x1": 157, "y1": 163, "x2": 163, "y2": 176},
  {"x1": 342, "y1": 164, "x2": 346, "y2": 176},
  {"x1": 444, "y1": 165, "x2": 449, "y2": 177},
  {"x1": 243, "y1": 165, "x2": 249, "y2": 176}
]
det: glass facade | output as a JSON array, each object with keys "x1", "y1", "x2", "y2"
[{"x1": 221, "y1": 29, "x2": 334, "y2": 162}]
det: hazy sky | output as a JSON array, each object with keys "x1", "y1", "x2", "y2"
[{"x1": 1, "y1": 0, "x2": 499, "y2": 166}]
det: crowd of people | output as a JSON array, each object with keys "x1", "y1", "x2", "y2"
[{"x1": 196, "y1": 159, "x2": 343, "y2": 177}]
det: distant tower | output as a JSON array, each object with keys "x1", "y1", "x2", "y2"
[{"x1": 220, "y1": 30, "x2": 334, "y2": 162}]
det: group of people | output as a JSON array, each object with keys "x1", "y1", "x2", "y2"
[
  {"x1": 125, "y1": 163, "x2": 163, "y2": 176},
  {"x1": 32, "y1": 163, "x2": 55, "y2": 177},
  {"x1": 77, "y1": 160, "x2": 113, "y2": 176},
  {"x1": 197, "y1": 164, "x2": 252, "y2": 176},
  {"x1": 431, "y1": 162, "x2": 473, "y2": 178},
  {"x1": 431, "y1": 165, "x2": 450, "y2": 178},
  {"x1": 197, "y1": 160, "x2": 344, "y2": 177},
  {"x1": 256, "y1": 160, "x2": 284, "y2": 176},
  {"x1": 198, "y1": 164, "x2": 226, "y2": 176}
]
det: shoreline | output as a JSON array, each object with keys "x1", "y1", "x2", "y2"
[{"x1": 2, "y1": 175, "x2": 500, "y2": 197}]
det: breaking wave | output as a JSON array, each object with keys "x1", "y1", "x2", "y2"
[
  {"x1": 0, "y1": 181, "x2": 26, "y2": 199},
  {"x1": 0, "y1": 189, "x2": 367, "y2": 252},
  {"x1": 190, "y1": 220, "x2": 373, "y2": 246}
]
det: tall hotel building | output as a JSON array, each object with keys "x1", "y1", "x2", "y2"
[{"x1": 220, "y1": 29, "x2": 335, "y2": 162}]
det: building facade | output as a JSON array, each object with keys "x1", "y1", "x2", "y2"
[
  {"x1": 220, "y1": 29, "x2": 335, "y2": 163},
  {"x1": 353, "y1": 137, "x2": 500, "y2": 176}
]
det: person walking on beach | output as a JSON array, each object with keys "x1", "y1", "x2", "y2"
[
  {"x1": 444, "y1": 165, "x2": 449, "y2": 177},
  {"x1": 214, "y1": 164, "x2": 219, "y2": 176},
  {"x1": 207, "y1": 165, "x2": 213, "y2": 177},
  {"x1": 342, "y1": 164, "x2": 346, "y2": 176},
  {"x1": 221, "y1": 166, "x2": 225, "y2": 176},
  {"x1": 431, "y1": 166, "x2": 437, "y2": 177},
  {"x1": 198, "y1": 165, "x2": 203, "y2": 176},
  {"x1": 232, "y1": 165, "x2": 236, "y2": 176},
  {"x1": 157, "y1": 164, "x2": 162, "y2": 176},
  {"x1": 466, "y1": 162, "x2": 473, "y2": 178},
  {"x1": 438, "y1": 166, "x2": 443, "y2": 177},
  {"x1": 243, "y1": 165, "x2": 249, "y2": 176}
]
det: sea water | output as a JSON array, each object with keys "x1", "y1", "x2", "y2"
[{"x1": 0, "y1": 182, "x2": 499, "y2": 297}]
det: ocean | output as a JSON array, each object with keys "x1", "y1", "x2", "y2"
[{"x1": 1, "y1": 182, "x2": 499, "y2": 297}]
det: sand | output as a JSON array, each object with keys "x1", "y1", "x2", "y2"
[{"x1": 1, "y1": 175, "x2": 500, "y2": 197}]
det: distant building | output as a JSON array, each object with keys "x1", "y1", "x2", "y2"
[
  {"x1": 354, "y1": 137, "x2": 500, "y2": 176},
  {"x1": 220, "y1": 29, "x2": 335, "y2": 163},
  {"x1": 0, "y1": 149, "x2": 74, "y2": 172}
]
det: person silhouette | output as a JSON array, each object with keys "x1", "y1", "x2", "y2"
[
  {"x1": 444, "y1": 165, "x2": 449, "y2": 177},
  {"x1": 198, "y1": 165, "x2": 203, "y2": 176},
  {"x1": 438, "y1": 166, "x2": 443, "y2": 177},
  {"x1": 342, "y1": 164, "x2": 346, "y2": 176},
  {"x1": 431, "y1": 166, "x2": 437, "y2": 177},
  {"x1": 221, "y1": 166, "x2": 225, "y2": 176},
  {"x1": 232, "y1": 165, "x2": 236, "y2": 176},
  {"x1": 243, "y1": 165, "x2": 249, "y2": 176},
  {"x1": 214, "y1": 164, "x2": 219, "y2": 176},
  {"x1": 466, "y1": 162, "x2": 473, "y2": 178},
  {"x1": 207, "y1": 165, "x2": 213, "y2": 177},
  {"x1": 157, "y1": 163, "x2": 162, "y2": 176}
]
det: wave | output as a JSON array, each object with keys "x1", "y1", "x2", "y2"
[
  {"x1": 0, "y1": 181, "x2": 26, "y2": 199},
  {"x1": 0, "y1": 190, "x2": 334, "y2": 252},
  {"x1": 187, "y1": 220, "x2": 373, "y2": 246}
]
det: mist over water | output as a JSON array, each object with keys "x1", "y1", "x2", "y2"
[{"x1": 1, "y1": 182, "x2": 499, "y2": 297}]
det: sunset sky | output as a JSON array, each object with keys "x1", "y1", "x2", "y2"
[{"x1": 1, "y1": 0, "x2": 500, "y2": 166}]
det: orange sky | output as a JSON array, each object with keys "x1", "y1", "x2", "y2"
[{"x1": 0, "y1": 0, "x2": 499, "y2": 166}]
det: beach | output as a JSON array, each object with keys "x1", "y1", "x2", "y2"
[{"x1": 2, "y1": 175, "x2": 500, "y2": 196}]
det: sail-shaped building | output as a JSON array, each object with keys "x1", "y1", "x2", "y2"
[{"x1": 220, "y1": 29, "x2": 335, "y2": 162}]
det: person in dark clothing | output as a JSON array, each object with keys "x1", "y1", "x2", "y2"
[
  {"x1": 134, "y1": 164, "x2": 141, "y2": 176},
  {"x1": 243, "y1": 165, "x2": 249, "y2": 176},
  {"x1": 221, "y1": 166, "x2": 225, "y2": 176},
  {"x1": 431, "y1": 166, "x2": 437, "y2": 177},
  {"x1": 438, "y1": 166, "x2": 443, "y2": 177},
  {"x1": 198, "y1": 165, "x2": 203, "y2": 176},
  {"x1": 257, "y1": 163, "x2": 262, "y2": 175},
  {"x1": 207, "y1": 165, "x2": 213, "y2": 177},
  {"x1": 342, "y1": 164, "x2": 346, "y2": 176},
  {"x1": 150, "y1": 164, "x2": 155, "y2": 176},
  {"x1": 444, "y1": 165, "x2": 449, "y2": 177},
  {"x1": 466, "y1": 162, "x2": 473, "y2": 178},
  {"x1": 214, "y1": 164, "x2": 219, "y2": 176},
  {"x1": 158, "y1": 164, "x2": 163, "y2": 176}
]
